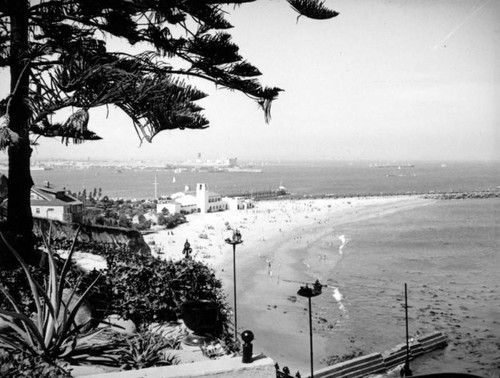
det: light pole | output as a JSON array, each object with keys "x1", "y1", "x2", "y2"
[
  {"x1": 225, "y1": 229, "x2": 242, "y2": 347},
  {"x1": 297, "y1": 280, "x2": 323, "y2": 378},
  {"x1": 402, "y1": 283, "x2": 413, "y2": 376}
]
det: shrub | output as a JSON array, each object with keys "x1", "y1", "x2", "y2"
[
  {"x1": 100, "y1": 251, "x2": 230, "y2": 334},
  {"x1": 159, "y1": 214, "x2": 186, "y2": 229},
  {"x1": 0, "y1": 349, "x2": 72, "y2": 378},
  {"x1": 115, "y1": 330, "x2": 179, "y2": 370},
  {"x1": 44, "y1": 239, "x2": 231, "y2": 339},
  {"x1": 5, "y1": 237, "x2": 232, "y2": 345}
]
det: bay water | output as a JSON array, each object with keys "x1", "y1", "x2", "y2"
[{"x1": 30, "y1": 160, "x2": 500, "y2": 199}]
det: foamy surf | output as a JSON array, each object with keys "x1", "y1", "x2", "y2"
[
  {"x1": 339, "y1": 234, "x2": 348, "y2": 255},
  {"x1": 328, "y1": 285, "x2": 346, "y2": 312}
]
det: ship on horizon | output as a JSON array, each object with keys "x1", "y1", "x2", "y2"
[{"x1": 370, "y1": 163, "x2": 415, "y2": 169}]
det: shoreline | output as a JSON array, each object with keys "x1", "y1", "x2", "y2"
[
  {"x1": 148, "y1": 195, "x2": 436, "y2": 371},
  {"x1": 148, "y1": 195, "x2": 434, "y2": 271}
]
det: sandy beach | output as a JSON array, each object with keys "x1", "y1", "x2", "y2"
[
  {"x1": 147, "y1": 196, "x2": 432, "y2": 271},
  {"x1": 147, "y1": 196, "x2": 436, "y2": 370}
]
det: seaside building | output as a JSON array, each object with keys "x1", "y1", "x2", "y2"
[
  {"x1": 157, "y1": 183, "x2": 238, "y2": 215},
  {"x1": 156, "y1": 199, "x2": 182, "y2": 215},
  {"x1": 225, "y1": 196, "x2": 254, "y2": 211},
  {"x1": 30, "y1": 181, "x2": 83, "y2": 222}
]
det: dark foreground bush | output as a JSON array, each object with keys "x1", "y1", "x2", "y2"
[
  {"x1": 0, "y1": 350, "x2": 72, "y2": 378},
  {"x1": 100, "y1": 250, "x2": 229, "y2": 332},
  {"x1": 1, "y1": 239, "x2": 231, "y2": 339}
]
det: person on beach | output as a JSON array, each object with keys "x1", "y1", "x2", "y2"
[{"x1": 266, "y1": 258, "x2": 273, "y2": 276}]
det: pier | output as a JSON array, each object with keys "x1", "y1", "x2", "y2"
[{"x1": 225, "y1": 189, "x2": 288, "y2": 200}]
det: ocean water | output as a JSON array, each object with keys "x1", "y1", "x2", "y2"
[
  {"x1": 308, "y1": 198, "x2": 500, "y2": 375},
  {"x1": 233, "y1": 197, "x2": 499, "y2": 376},
  {"x1": 29, "y1": 160, "x2": 500, "y2": 199},
  {"x1": 27, "y1": 161, "x2": 500, "y2": 374}
]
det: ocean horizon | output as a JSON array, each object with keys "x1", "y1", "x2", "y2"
[{"x1": 23, "y1": 160, "x2": 500, "y2": 200}]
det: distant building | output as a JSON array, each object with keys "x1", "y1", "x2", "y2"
[
  {"x1": 156, "y1": 199, "x2": 181, "y2": 215},
  {"x1": 157, "y1": 183, "x2": 229, "y2": 215},
  {"x1": 30, "y1": 181, "x2": 83, "y2": 222},
  {"x1": 224, "y1": 197, "x2": 254, "y2": 211},
  {"x1": 197, "y1": 183, "x2": 227, "y2": 213}
]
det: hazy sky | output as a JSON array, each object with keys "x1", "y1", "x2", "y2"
[{"x1": 3, "y1": 0, "x2": 500, "y2": 162}]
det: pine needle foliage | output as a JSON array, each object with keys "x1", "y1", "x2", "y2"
[{"x1": 0, "y1": 0, "x2": 338, "y2": 145}]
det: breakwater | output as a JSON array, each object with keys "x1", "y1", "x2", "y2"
[
  {"x1": 277, "y1": 332, "x2": 448, "y2": 378},
  {"x1": 279, "y1": 189, "x2": 500, "y2": 202}
]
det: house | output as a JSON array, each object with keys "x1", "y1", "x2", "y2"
[
  {"x1": 156, "y1": 200, "x2": 181, "y2": 215},
  {"x1": 30, "y1": 181, "x2": 83, "y2": 223}
]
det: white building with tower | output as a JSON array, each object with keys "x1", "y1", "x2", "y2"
[{"x1": 157, "y1": 183, "x2": 230, "y2": 215}]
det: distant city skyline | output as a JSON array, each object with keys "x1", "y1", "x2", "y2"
[{"x1": 1, "y1": 0, "x2": 499, "y2": 163}]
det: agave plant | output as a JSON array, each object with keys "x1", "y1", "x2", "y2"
[
  {"x1": 0, "y1": 226, "x2": 120, "y2": 367},
  {"x1": 117, "y1": 330, "x2": 179, "y2": 370}
]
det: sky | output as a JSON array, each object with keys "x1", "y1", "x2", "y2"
[{"x1": 2, "y1": 0, "x2": 500, "y2": 162}]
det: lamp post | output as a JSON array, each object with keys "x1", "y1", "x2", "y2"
[
  {"x1": 225, "y1": 229, "x2": 242, "y2": 347},
  {"x1": 297, "y1": 280, "x2": 323, "y2": 378},
  {"x1": 182, "y1": 239, "x2": 192, "y2": 259},
  {"x1": 402, "y1": 283, "x2": 413, "y2": 376}
]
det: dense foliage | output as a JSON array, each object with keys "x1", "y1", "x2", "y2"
[
  {"x1": 87, "y1": 243, "x2": 230, "y2": 333},
  {"x1": 1, "y1": 239, "x2": 230, "y2": 337},
  {"x1": 0, "y1": 350, "x2": 72, "y2": 378},
  {"x1": 70, "y1": 193, "x2": 187, "y2": 231},
  {"x1": 0, "y1": 235, "x2": 233, "y2": 373}
]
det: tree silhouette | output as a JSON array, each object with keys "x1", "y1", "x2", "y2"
[{"x1": 0, "y1": 0, "x2": 338, "y2": 262}]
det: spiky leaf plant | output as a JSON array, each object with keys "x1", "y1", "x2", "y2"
[
  {"x1": 0, "y1": 227, "x2": 120, "y2": 367},
  {"x1": 116, "y1": 330, "x2": 179, "y2": 370}
]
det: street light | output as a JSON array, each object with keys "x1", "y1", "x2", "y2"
[
  {"x1": 297, "y1": 279, "x2": 323, "y2": 378},
  {"x1": 401, "y1": 283, "x2": 413, "y2": 377},
  {"x1": 225, "y1": 229, "x2": 243, "y2": 347},
  {"x1": 182, "y1": 239, "x2": 192, "y2": 259}
]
